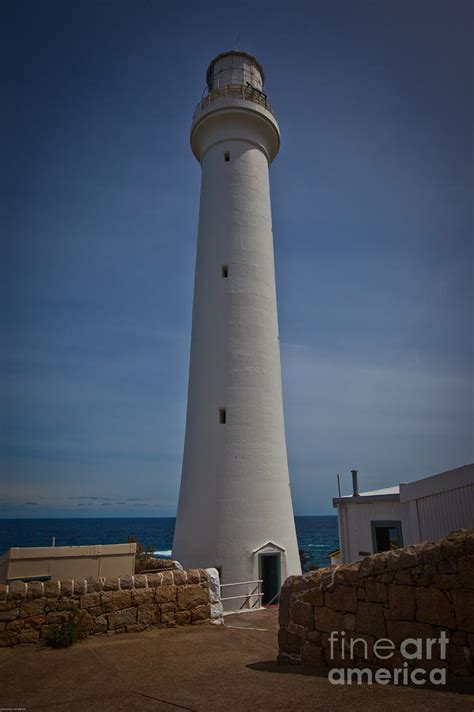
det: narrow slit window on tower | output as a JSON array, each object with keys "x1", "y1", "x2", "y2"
[
  {"x1": 224, "y1": 152, "x2": 230, "y2": 162},
  {"x1": 219, "y1": 408, "x2": 226, "y2": 424},
  {"x1": 221, "y1": 265, "x2": 228, "y2": 278}
]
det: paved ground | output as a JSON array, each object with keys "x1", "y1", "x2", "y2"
[{"x1": 0, "y1": 609, "x2": 473, "y2": 711}]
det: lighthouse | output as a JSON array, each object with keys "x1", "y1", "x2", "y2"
[{"x1": 173, "y1": 51, "x2": 301, "y2": 606}]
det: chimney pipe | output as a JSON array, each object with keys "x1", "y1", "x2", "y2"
[{"x1": 351, "y1": 469, "x2": 359, "y2": 497}]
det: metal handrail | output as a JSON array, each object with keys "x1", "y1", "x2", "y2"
[
  {"x1": 220, "y1": 578, "x2": 264, "y2": 610},
  {"x1": 192, "y1": 84, "x2": 276, "y2": 122}
]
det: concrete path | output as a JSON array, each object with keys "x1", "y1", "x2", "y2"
[{"x1": 0, "y1": 609, "x2": 472, "y2": 711}]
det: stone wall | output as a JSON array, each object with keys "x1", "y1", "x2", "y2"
[
  {"x1": 0, "y1": 567, "x2": 223, "y2": 647},
  {"x1": 278, "y1": 529, "x2": 474, "y2": 677}
]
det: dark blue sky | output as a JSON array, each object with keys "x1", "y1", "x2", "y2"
[{"x1": 2, "y1": 0, "x2": 472, "y2": 517}]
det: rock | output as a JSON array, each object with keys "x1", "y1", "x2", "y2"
[
  {"x1": 80, "y1": 593, "x2": 101, "y2": 609},
  {"x1": 0, "y1": 631, "x2": 18, "y2": 646},
  {"x1": 290, "y1": 601, "x2": 313, "y2": 630},
  {"x1": 118, "y1": 576, "x2": 134, "y2": 590},
  {"x1": 132, "y1": 588, "x2": 155, "y2": 606},
  {"x1": 301, "y1": 587, "x2": 324, "y2": 607},
  {"x1": 155, "y1": 586, "x2": 177, "y2": 604},
  {"x1": 8, "y1": 582, "x2": 28, "y2": 600},
  {"x1": 18, "y1": 629, "x2": 40, "y2": 644},
  {"x1": 85, "y1": 577, "x2": 103, "y2": 593},
  {"x1": 107, "y1": 607, "x2": 137, "y2": 629},
  {"x1": 177, "y1": 585, "x2": 208, "y2": 610},
  {"x1": 0, "y1": 607, "x2": 19, "y2": 622},
  {"x1": 103, "y1": 578, "x2": 120, "y2": 591},
  {"x1": 365, "y1": 580, "x2": 387, "y2": 603},
  {"x1": 324, "y1": 585, "x2": 357, "y2": 612},
  {"x1": 354, "y1": 602, "x2": 386, "y2": 638},
  {"x1": 452, "y1": 589, "x2": 474, "y2": 633},
  {"x1": 459, "y1": 557, "x2": 474, "y2": 588},
  {"x1": 302, "y1": 642, "x2": 324, "y2": 664},
  {"x1": 191, "y1": 605, "x2": 210, "y2": 622},
  {"x1": 415, "y1": 588, "x2": 454, "y2": 628},
  {"x1": 137, "y1": 604, "x2": 159, "y2": 626},
  {"x1": 94, "y1": 615, "x2": 108, "y2": 634},
  {"x1": 314, "y1": 607, "x2": 344, "y2": 634},
  {"x1": 387, "y1": 584, "x2": 415, "y2": 620},
  {"x1": 172, "y1": 570, "x2": 187, "y2": 586},
  {"x1": 278, "y1": 627, "x2": 303, "y2": 656},
  {"x1": 100, "y1": 591, "x2": 132, "y2": 613},
  {"x1": 176, "y1": 610, "x2": 191, "y2": 625},
  {"x1": 27, "y1": 582, "x2": 44, "y2": 599}
]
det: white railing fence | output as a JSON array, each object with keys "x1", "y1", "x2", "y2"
[{"x1": 220, "y1": 579, "x2": 263, "y2": 611}]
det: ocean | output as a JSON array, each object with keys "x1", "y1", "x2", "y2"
[{"x1": 0, "y1": 516, "x2": 339, "y2": 571}]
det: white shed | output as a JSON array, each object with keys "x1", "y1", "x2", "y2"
[{"x1": 333, "y1": 464, "x2": 474, "y2": 564}]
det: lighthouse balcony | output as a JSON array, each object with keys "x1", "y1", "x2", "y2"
[{"x1": 192, "y1": 83, "x2": 277, "y2": 122}]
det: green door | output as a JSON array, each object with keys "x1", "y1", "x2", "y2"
[{"x1": 260, "y1": 553, "x2": 281, "y2": 604}]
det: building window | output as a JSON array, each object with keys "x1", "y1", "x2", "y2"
[
  {"x1": 371, "y1": 521, "x2": 403, "y2": 554},
  {"x1": 224, "y1": 152, "x2": 230, "y2": 162},
  {"x1": 221, "y1": 265, "x2": 228, "y2": 278},
  {"x1": 219, "y1": 408, "x2": 226, "y2": 424}
]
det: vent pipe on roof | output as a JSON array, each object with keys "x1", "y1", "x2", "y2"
[{"x1": 351, "y1": 469, "x2": 360, "y2": 497}]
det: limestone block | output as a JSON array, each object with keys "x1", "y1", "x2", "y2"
[
  {"x1": 278, "y1": 627, "x2": 303, "y2": 656},
  {"x1": 187, "y1": 569, "x2": 201, "y2": 584},
  {"x1": 302, "y1": 642, "x2": 324, "y2": 664},
  {"x1": 314, "y1": 607, "x2": 345, "y2": 634},
  {"x1": 452, "y1": 589, "x2": 474, "y2": 632},
  {"x1": 177, "y1": 584, "x2": 208, "y2": 610},
  {"x1": 290, "y1": 600, "x2": 314, "y2": 629},
  {"x1": 58, "y1": 598, "x2": 80, "y2": 611},
  {"x1": 119, "y1": 576, "x2": 134, "y2": 590},
  {"x1": 459, "y1": 557, "x2": 474, "y2": 588},
  {"x1": 433, "y1": 575, "x2": 461, "y2": 590},
  {"x1": 73, "y1": 580, "x2": 87, "y2": 596},
  {"x1": 399, "y1": 548, "x2": 419, "y2": 569},
  {"x1": 394, "y1": 570, "x2": 412, "y2": 586},
  {"x1": 422, "y1": 544, "x2": 443, "y2": 564},
  {"x1": 132, "y1": 588, "x2": 155, "y2": 605},
  {"x1": 103, "y1": 578, "x2": 120, "y2": 591},
  {"x1": 301, "y1": 587, "x2": 324, "y2": 607},
  {"x1": 160, "y1": 602, "x2": 177, "y2": 613},
  {"x1": 365, "y1": 580, "x2": 387, "y2": 603},
  {"x1": 137, "y1": 604, "x2": 159, "y2": 625},
  {"x1": 19, "y1": 600, "x2": 45, "y2": 618},
  {"x1": 324, "y1": 584, "x2": 357, "y2": 611},
  {"x1": 387, "y1": 584, "x2": 415, "y2": 620},
  {"x1": 59, "y1": 580, "x2": 73, "y2": 597},
  {"x1": 172, "y1": 570, "x2": 187, "y2": 586},
  {"x1": 44, "y1": 600, "x2": 59, "y2": 612},
  {"x1": 0, "y1": 607, "x2": 19, "y2": 622},
  {"x1": 386, "y1": 620, "x2": 433, "y2": 645},
  {"x1": 93, "y1": 615, "x2": 108, "y2": 634},
  {"x1": 205, "y1": 568, "x2": 223, "y2": 623},
  {"x1": 0, "y1": 585, "x2": 6, "y2": 601},
  {"x1": 18, "y1": 629, "x2": 39, "y2": 644},
  {"x1": 176, "y1": 610, "x2": 191, "y2": 625},
  {"x1": 107, "y1": 607, "x2": 137, "y2": 629},
  {"x1": 134, "y1": 575, "x2": 147, "y2": 589},
  {"x1": 27, "y1": 582, "x2": 44, "y2": 599},
  {"x1": 46, "y1": 611, "x2": 72, "y2": 625},
  {"x1": 85, "y1": 577, "x2": 104, "y2": 593},
  {"x1": 161, "y1": 571, "x2": 174, "y2": 586},
  {"x1": 100, "y1": 591, "x2": 132, "y2": 613},
  {"x1": 155, "y1": 586, "x2": 177, "y2": 604},
  {"x1": 415, "y1": 588, "x2": 454, "y2": 628},
  {"x1": 191, "y1": 604, "x2": 210, "y2": 622},
  {"x1": 343, "y1": 613, "x2": 355, "y2": 631},
  {"x1": 354, "y1": 602, "x2": 386, "y2": 638},
  {"x1": 287, "y1": 620, "x2": 308, "y2": 639},
  {"x1": 146, "y1": 574, "x2": 163, "y2": 588},
  {"x1": 161, "y1": 612, "x2": 177, "y2": 626},
  {"x1": 40, "y1": 623, "x2": 60, "y2": 639},
  {"x1": 24, "y1": 616, "x2": 46, "y2": 629},
  {"x1": 438, "y1": 559, "x2": 457, "y2": 574},
  {"x1": 8, "y1": 582, "x2": 27, "y2": 600},
  {"x1": 6, "y1": 619, "x2": 24, "y2": 631},
  {"x1": 0, "y1": 631, "x2": 18, "y2": 646},
  {"x1": 80, "y1": 593, "x2": 101, "y2": 609}
]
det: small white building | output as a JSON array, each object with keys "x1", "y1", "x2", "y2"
[{"x1": 333, "y1": 464, "x2": 474, "y2": 564}]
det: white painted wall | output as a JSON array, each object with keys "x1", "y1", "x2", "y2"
[{"x1": 173, "y1": 53, "x2": 301, "y2": 595}]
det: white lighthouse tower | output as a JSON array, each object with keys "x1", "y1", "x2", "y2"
[{"x1": 173, "y1": 51, "x2": 301, "y2": 606}]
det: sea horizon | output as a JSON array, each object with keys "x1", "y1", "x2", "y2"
[{"x1": 0, "y1": 515, "x2": 339, "y2": 570}]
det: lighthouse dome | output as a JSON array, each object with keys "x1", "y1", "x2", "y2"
[{"x1": 206, "y1": 50, "x2": 264, "y2": 92}]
